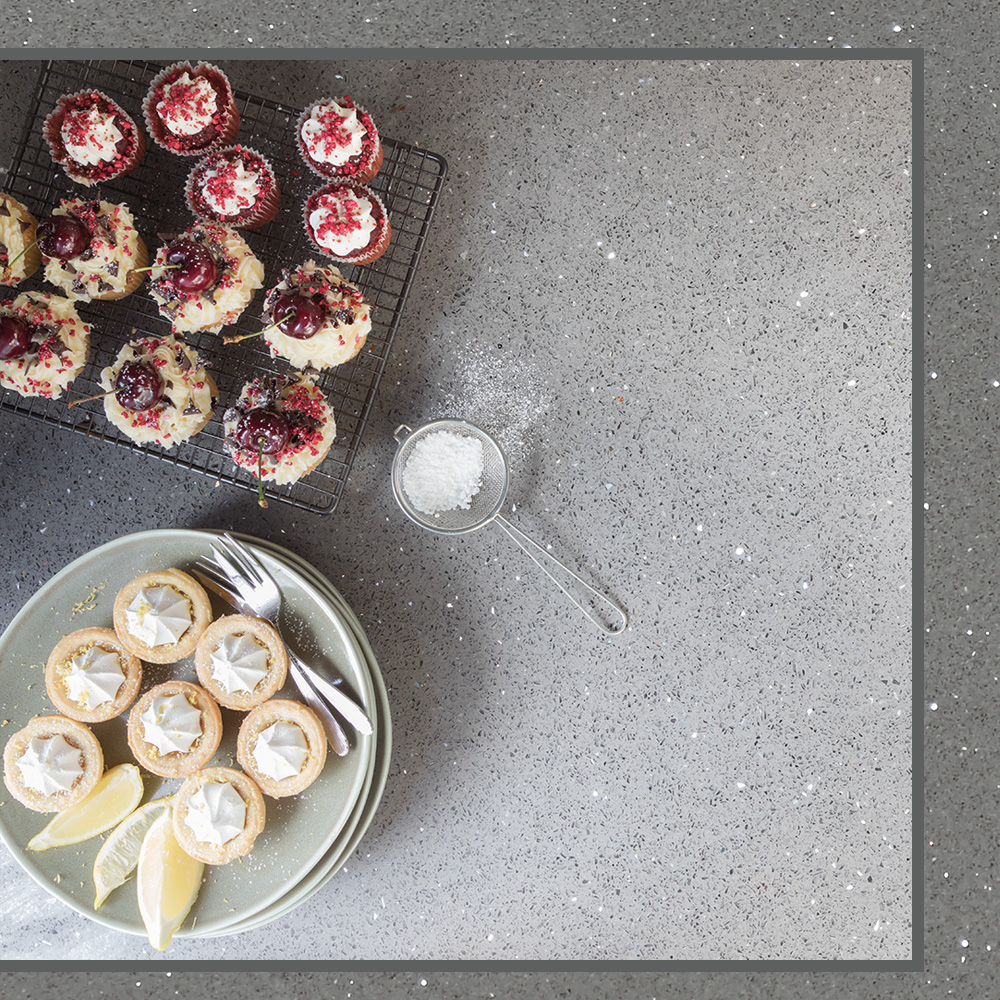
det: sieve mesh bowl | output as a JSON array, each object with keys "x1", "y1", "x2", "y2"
[{"x1": 391, "y1": 419, "x2": 509, "y2": 535}]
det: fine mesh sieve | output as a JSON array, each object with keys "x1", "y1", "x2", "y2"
[{"x1": 392, "y1": 419, "x2": 628, "y2": 635}]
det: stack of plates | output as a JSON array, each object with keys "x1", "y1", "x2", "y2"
[{"x1": 0, "y1": 528, "x2": 390, "y2": 943}]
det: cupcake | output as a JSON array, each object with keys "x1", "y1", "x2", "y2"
[
  {"x1": 296, "y1": 95, "x2": 382, "y2": 183},
  {"x1": 44, "y1": 627, "x2": 143, "y2": 724},
  {"x1": 237, "y1": 699, "x2": 328, "y2": 798},
  {"x1": 99, "y1": 334, "x2": 218, "y2": 449},
  {"x1": 147, "y1": 220, "x2": 264, "y2": 334},
  {"x1": 126, "y1": 680, "x2": 223, "y2": 779},
  {"x1": 3, "y1": 715, "x2": 104, "y2": 813},
  {"x1": 0, "y1": 291, "x2": 90, "y2": 399},
  {"x1": 40, "y1": 197, "x2": 148, "y2": 301},
  {"x1": 185, "y1": 144, "x2": 280, "y2": 230},
  {"x1": 303, "y1": 181, "x2": 391, "y2": 266},
  {"x1": 0, "y1": 195, "x2": 42, "y2": 286},
  {"x1": 143, "y1": 61, "x2": 240, "y2": 157},
  {"x1": 43, "y1": 90, "x2": 145, "y2": 187},
  {"x1": 172, "y1": 766, "x2": 266, "y2": 865},
  {"x1": 222, "y1": 373, "x2": 337, "y2": 487},
  {"x1": 258, "y1": 260, "x2": 372, "y2": 371},
  {"x1": 113, "y1": 568, "x2": 213, "y2": 664},
  {"x1": 194, "y1": 614, "x2": 289, "y2": 711}
]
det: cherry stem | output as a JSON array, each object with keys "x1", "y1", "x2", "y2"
[
  {"x1": 256, "y1": 438, "x2": 268, "y2": 508},
  {"x1": 67, "y1": 386, "x2": 120, "y2": 408},
  {"x1": 4, "y1": 237, "x2": 40, "y2": 273},
  {"x1": 131, "y1": 263, "x2": 181, "y2": 273},
  {"x1": 223, "y1": 311, "x2": 296, "y2": 346}
]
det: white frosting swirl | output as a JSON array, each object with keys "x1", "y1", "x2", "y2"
[
  {"x1": 184, "y1": 781, "x2": 246, "y2": 846},
  {"x1": 208, "y1": 632, "x2": 270, "y2": 695},
  {"x1": 309, "y1": 194, "x2": 376, "y2": 256},
  {"x1": 139, "y1": 693, "x2": 203, "y2": 755},
  {"x1": 125, "y1": 586, "x2": 192, "y2": 646},
  {"x1": 157, "y1": 72, "x2": 218, "y2": 136},
  {"x1": 201, "y1": 158, "x2": 261, "y2": 215},
  {"x1": 61, "y1": 106, "x2": 123, "y2": 165},
  {"x1": 65, "y1": 644, "x2": 126, "y2": 709},
  {"x1": 16, "y1": 734, "x2": 84, "y2": 795},
  {"x1": 301, "y1": 102, "x2": 365, "y2": 165},
  {"x1": 252, "y1": 721, "x2": 308, "y2": 781}
]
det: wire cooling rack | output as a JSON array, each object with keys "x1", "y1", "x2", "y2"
[{"x1": 1, "y1": 59, "x2": 446, "y2": 513}]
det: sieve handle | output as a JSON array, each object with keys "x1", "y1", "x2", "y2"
[
  {"x1": 393, "y1": 424, "x2": 413, "y2": 443},
  {"x1": 493, "y1": 514, "x2": 629, "y2": 636}
]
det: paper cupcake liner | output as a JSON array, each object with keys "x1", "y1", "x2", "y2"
[
  {"x1": 143, "y1": 61, "x2": 241, "y2": 158},
  {"x1": 302, "y1": 181, "x2": 391, "y2": 266},
  {"x1": 184, "y1": 145, "x2": 281, "y2": 230},
  {"x1": 42, "y1": 90, "x2": 146, "y2": 187},
  {"x1": 295, "y1": 97, "x2": 382, "y2": 182}
]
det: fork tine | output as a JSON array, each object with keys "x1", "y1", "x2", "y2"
[
  {"x1": 219, "y1": 534, "x2": 267, "y2": 588},
  {"x1": 191, "y1": 566, "x2": 242, "y2": 608},
  {"x1": 210, "y1": 543, "x2": 251, "y2": 590}
]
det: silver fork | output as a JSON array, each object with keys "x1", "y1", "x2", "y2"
[
  {"x1": 193, "y1": 562, "x2": 352, "y2": 757},
  {"x1": 194, "y1": 537, "x2": 373, "y2": 738}
]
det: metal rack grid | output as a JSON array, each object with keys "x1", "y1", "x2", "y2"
[{"x1": 1, "y1": 59, "x2": 447, "y2": 514}]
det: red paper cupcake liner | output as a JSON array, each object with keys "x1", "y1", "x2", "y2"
[
  {"x1": 142, "y1": 61, "x2": 241, "y2": 158},
  {"x1": 302, "y1": 181, "x2": 391, "y2": 266},
  {"x1": 184, "y1": 145, "x2": 280, "y2": 230},
  {"x1": 43, "y1": 90, "x2": 145, "y2": 186}
]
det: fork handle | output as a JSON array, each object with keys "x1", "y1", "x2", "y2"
[
  {"x1": 289, "y1": 658, "x2": 350, "y2": 756},
  {"x1": 289, "y1": 649, "x2": 374, "y2": 736}
]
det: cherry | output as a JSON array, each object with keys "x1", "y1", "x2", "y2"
[
  {"x1": 0, "y1": 316, "x2": 32, "y2": 360},
  {"x1": 37, "y1": 216, "x2": 90, "y2": 260},
  {"x1": 273, "y1": 293, "x2": 326, "y2": 340},
  {"x1": 235, "y1": 407, "x2": 290, "y2": 455},
  {"x1": 164, "y1": 240, "x2": 218, "y2": 292},
  {"x1": 114, "y1": 360, "x2": 163, "y2": 410}
]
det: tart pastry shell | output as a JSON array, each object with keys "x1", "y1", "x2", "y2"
[
  {"x1": 194, "y1": 613, "x2": 289, "y2": 710},
  {"x1": 126, "y1": 680, "x2": 223, "y2": 778},
  {"x1": 113, "y1": 568, "x2": 213, "y2": 664},
  {"x1": 236, "y1": 698, "x2": 328, "y2": 797},
  {"x1": 2, "y1": 714, "x2": 104, "y2": 813},
  {"x1": 172, "y1": 766, "x2": 266, "y2": 864},
  {"x1": 45, "y1": 626, "x2": 143, "y2": 723}
]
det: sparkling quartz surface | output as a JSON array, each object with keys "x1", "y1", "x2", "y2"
[{"x1": 0, "y1": 57, "x2": 912, "y2": 970}]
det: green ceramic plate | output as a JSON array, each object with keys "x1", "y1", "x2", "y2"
[
  {"x1": 199, "y1": 535, "x2": 392, "y2": 937},
  {"x1": 0, "y1": 529, "x2": 375, "y2": 942}
]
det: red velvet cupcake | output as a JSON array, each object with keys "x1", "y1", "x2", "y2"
[
  {"x1": 43, "y1": 90, "x2": 145, "y2": 187},
  {"x1": 185, "y1": 145, "x2": 280, "y2": 230},
  {"x1": 296, "y1": 96, "x2": 382, "y2": 183},
  {"x1": 303, "y1": 181, "x2": 391, "y2": 266},
  {"x1": 143, "y1": 61, "x2": 240, "y2": 157}
]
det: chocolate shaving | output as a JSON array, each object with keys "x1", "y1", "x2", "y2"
[
  {"x1": 0, "y1": 203, "x2": 9, "y2": 217},
  {"x1": 106, "y1": 260, "x2": 119, "y2": 277}
]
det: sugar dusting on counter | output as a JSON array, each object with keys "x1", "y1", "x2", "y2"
[{"x1": 402, "y1": 430, "x2": 484, "y2": 514}]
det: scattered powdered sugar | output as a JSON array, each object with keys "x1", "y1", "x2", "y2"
[
  {"x1": 402, "y1": 430, "x2": 484, "y2": 514},
  {"x1": 441, "y1": 346, "x2": 550, "y2": 472}
]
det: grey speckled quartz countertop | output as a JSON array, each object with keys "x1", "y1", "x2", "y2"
[{"x1": 0, "y1": 57, "x2": 911, "y2": 961}]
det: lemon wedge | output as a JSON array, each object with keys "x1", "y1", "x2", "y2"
[
  {"x1": 137, "y1": 810, "x2": 204, "y2": 951},
  {"x1": 27, "y1": 763, "x2": 144, "y2": 851},
  {"x1": 93, "y1": 794, "x2": 176, "y2": 908}
]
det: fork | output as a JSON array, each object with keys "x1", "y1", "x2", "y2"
[
  {"x1": 193, "y1": 562, "x2": 352, "y2": 757},
  {"x1": 194, "y1": 536, "x2": 373, "y2": 737}
]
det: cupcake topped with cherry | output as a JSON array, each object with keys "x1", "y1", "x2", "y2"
[
  {"x1": 185, "y1": 145, "x2": 280, "y2": 230},
  {"x1": 297, "y1": 95, "x2": 382, "y2": 183},
  {"x1": 222, "y1": 373, "x2": 336, "y2": 501},
  {"x1": 303, "y1": 181, "x2": 391, "y2": 266},
  {"x1": 95, "y1": 334, "x2": 218, "y2": 450},
  {"x1": 143, "y1": 61, "x2": 240, "y2": 157},
  {"x1": 0, "y1": 291, "x2": 90, "y2": 399},
  {"x1": 248, "y1": 260, "x2": 372, "y2": 371},
  {"x1": 147, "y1": 220, "x2": 263, "y2": 334},
  {"x1": 43, "y1": 90, "x2": 145, "y2": 187},
  {"x1": 40, "y1": 198, "x2": 149, "y2": 302}
]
